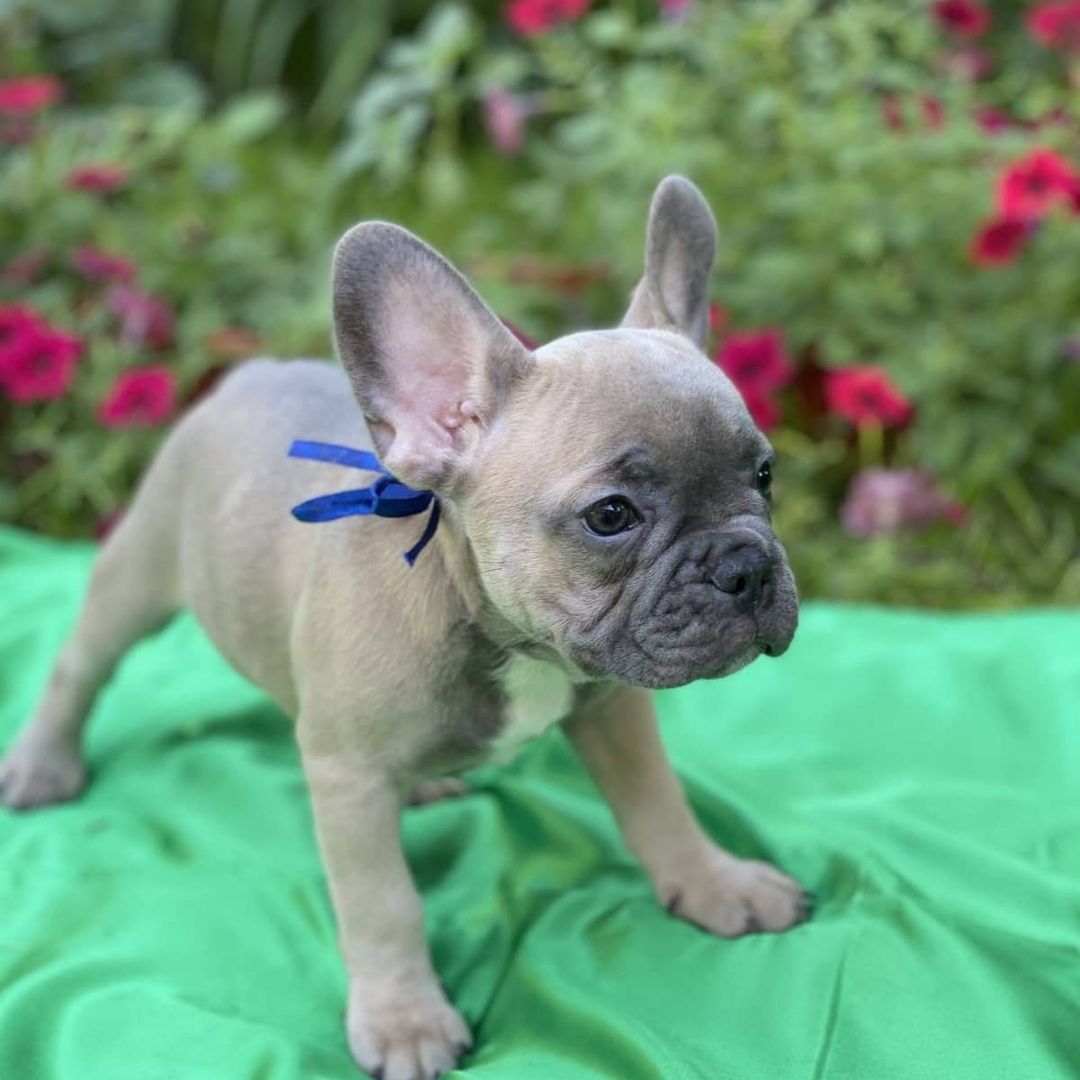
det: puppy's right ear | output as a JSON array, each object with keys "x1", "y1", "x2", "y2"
[{"x1": 332, "y1": 223, "x2": 534, "y2": 492}]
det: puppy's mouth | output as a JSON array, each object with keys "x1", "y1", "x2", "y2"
[
  {"x1": 564, "y1": 581, "x2": 798, "y2": 689},
  {"x1": 567, "y1": 631, "x2": 769, "y2": 690}
]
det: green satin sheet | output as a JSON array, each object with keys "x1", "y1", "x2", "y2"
[{"x1": 2, "y1": 526, "x2": 1079, "y2": 1079}]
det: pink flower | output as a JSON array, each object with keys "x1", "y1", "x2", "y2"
[
  {"x1": 107, "y1": 285, "x2": 176, "y2": 350},
  {"x1": 938, "y1": 47, "x2": 993, "y2": 82},
  {"x1": 841, "y1": 469, "x2": 967, "y2": 537},
  {"x1": 969, "y1": 216, "x2": 1034, "y2": 266},
  {"x1": 69, "y1": 246, "x2": 137, "y2": 283},
  {"x1": 98, "y1": 366, "x2": 177, "y2": 428},
  {"x1": 880, "y1": 93, "x2": 906, "y2": 132},
  {"x1": 659, "y1": 0, "x2": 693, "y2": 19},
  {"x1": 880, "y1": 93, "x2": 946, "y2": 133},
  {"x1": 1027, "y1": 2, "x2": 1080, "y2": 50},
  {"x1": 483, "y1": 88, "x2": 527, "y2": 156},
  {"x1": 995, "y1": 149, "x2": 1077, "y2": 218},
  {"x1": 505, "y1": 0, "x2": 590, "y2": 36},
  {"x1": 931, "y1": 1, "x2": 991, "y2": 37},
  {"x1": 824, "y1": 366, "x2": 912, "y2": 427},
  {"x1": 715, "y1": 330, "x2": 794, "y2": 394},
  {"x1": 921, "y1": 95, "x2": 945, "y2": 130},
  {"x1": 65, "y1": 163, "x2": 128, "y2": 194},
  {"x1": 973, "y1": 106, "x2": 1014, "y2": 135},
  {"x1": 2, "y1": 248, "x2": 51, "y2": 286},
  {"x1": 0, "y1": 324, "x2": 82, "y2": 403},
  {"x1": 0, "y1": 75, "x2": 62, "y2": 115}
]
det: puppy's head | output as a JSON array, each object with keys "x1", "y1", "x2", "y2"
[{"x1": 333, "y1": 176, "x2": 797, "y2": 689}]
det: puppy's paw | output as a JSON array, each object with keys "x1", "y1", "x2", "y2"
[
  {"x1": 347, "y1": 977, "x2": 471, "y2": 1080},
  {"x1": 656, "y1": 846, "x2": 808, "y2": 938},
  {"x1": 0, "y1": 738, "x2": 86, "y2": 810},
  {"x1": 407, "y1": 777, "x2": 470, "y2": 807}
]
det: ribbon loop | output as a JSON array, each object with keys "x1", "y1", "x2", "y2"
[{"x1": 287, "y1": 440, "x2": 440, "y2": 565}]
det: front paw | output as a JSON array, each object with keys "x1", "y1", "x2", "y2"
[
  {"x1": 0, "y1": 736, "x2": 86, "y2": 810},
  {"x1": 655, "y1": 846, "x2": 809, "y2": 938},
  {"x1": 347, "y1": 977, "x2": 471, "y2": 1080}
]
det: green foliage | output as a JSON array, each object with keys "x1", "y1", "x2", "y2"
[{"x1": 2, "y1": 0, "x2": 1078, "y2": 608}]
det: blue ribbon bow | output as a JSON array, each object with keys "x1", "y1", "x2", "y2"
[{"x1": 287, "y1": 439, "x2": 440, "y2": 566}]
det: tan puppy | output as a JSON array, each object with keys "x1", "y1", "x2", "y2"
[{"x1": 1, "y1": 177, "x2": 804, "y2": 1080}]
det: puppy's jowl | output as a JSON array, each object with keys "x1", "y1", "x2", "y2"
[{"x1": 2, "y1": 177, "x2": 805, "y2": 1079}]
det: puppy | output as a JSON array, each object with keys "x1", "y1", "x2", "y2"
[{"x1": 1, "y1": 176, "x2": 803, "y2": 1080}]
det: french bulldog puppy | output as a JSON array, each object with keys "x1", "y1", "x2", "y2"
[{"x1": 1, "y1": 176, "x2": 803, "y2": 1080}]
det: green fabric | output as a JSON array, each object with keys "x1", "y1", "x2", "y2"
[{"x1": 2, "y1": 526, "x2": 1080, "y2": 1080}]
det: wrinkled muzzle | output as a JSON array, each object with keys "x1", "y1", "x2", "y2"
[{"x1": 568, "y1": 516, "x2": 799, "y2": 689}]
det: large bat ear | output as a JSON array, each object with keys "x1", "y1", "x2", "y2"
[
  {"x1": 620, "y1": 176, "x2": 717, "y2": 349},
  {"x1": 332, "y1": 222, "x2": 534, "y2": 492}
]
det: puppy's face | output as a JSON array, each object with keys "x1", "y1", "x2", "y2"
[
  {"x1": 461, "y1": 328, "x2": 798, "y2": 688},
  {"x1": 333, "y1": 176, "x2": 798, "y2": 687}
]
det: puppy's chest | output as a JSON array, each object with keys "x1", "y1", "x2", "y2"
[{"x1": 486, "y1": 654, "x2": 575, "y2": 763}]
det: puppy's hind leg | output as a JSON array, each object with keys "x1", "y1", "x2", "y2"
[{"x1": 1, "y1": 455, "x2": 181, "y2": 810}]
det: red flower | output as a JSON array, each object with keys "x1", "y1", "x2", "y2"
[
  {"x1": 69, "y1": 246, "x2": 137, "y2": 283},
  {"x1": 715, "y1": 330, "x2": 794, "y2": 394},
  {"x1": 1027, "y1": 2, "x2": 1080, "y2": 49},
  {"x1": 93, "y1": 508, "x2": 127, "y2": 541},
  {"x1": 708, "y1": 303, "x2": 728, "y2": 334},
  {"x1": 0, "y1": 304, "x2": 42, "y2": 355},
  {"x1": 741, "y1": 388, "x2": 780, "y2": 432},
  {"x1": 65, "y1": 163, "x2": 128, "y2": 194},
  {"x1": 505, "y1": 0, "x2": 590, "y2": 36},
  {"x1": 931, "y1": 1, "x2": 990, "y2": 37},
  {"x1": 824, "y1": 365, "x2": 912, "y2": 427},
  {"x1": 1066, "y1": 178, "x2": 1080, "y2": 214},
  {"x1": 500, "y1": 318, "x2": 539, "y2": 350},
  {"x1": 0, "y1": 75, "x2": 62, "y2": 115},
  {"x1": 98, "y1": 366, "x2": 177, "y2": 428},
  {"x1": 970, "y1": 216, "x2": 1033, "y2": 265},
  {"x1": 995, "y1": 149, "x2": 1077, "y2": 218},
  {"x1": 0, "y1": 324, "x2": 82, "y2": 403},
  {"x1": 107, "y1": 285, "x2": 176, "y2": 350}
]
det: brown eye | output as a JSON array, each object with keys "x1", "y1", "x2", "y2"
[
  {"x1": 756, "y1": 460, "x2": 773, "y2": 497},
  {"x1": 583, "y1": 497, "x2": 639, "y2": 537}
]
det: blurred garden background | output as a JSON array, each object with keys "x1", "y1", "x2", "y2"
[{"x1": 1, "y1": 0, "x2": 1078, "y2": 608}]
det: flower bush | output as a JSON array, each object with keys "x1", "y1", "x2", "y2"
[{"x1": 2, "y1": 0, "x2": 1078, "y2": 607}]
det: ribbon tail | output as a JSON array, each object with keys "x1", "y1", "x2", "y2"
[{"x1": 403, "y1": 499, "x2": 441, "y2": 567}]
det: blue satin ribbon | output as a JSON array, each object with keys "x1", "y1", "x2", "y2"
[{"x1": 287, "y1": 439, "x2": 440, "y2": 566}]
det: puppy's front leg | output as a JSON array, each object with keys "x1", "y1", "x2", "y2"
[
  {"x1": 564, "y1": 686, "x2": 809, "y2": 937},
  {"x1": 301, "y1": 742, "x2": 470, "y2": 1080}
]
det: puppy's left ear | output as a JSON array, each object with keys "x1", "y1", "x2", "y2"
[{"x1": 620, "y1": 175, "x2": 716, "y2": 349}]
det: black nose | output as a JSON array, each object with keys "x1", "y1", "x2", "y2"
[{"x1": 712, "y1": 545, "x2": 774, "y2": 611}]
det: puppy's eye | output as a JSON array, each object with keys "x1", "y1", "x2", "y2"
[
  {"x1": 756, "y1": 460, "x2": 773, "y2": 497},
  {"x1": 583, "y1": 497, "x2": 640, "y2": 537}
]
